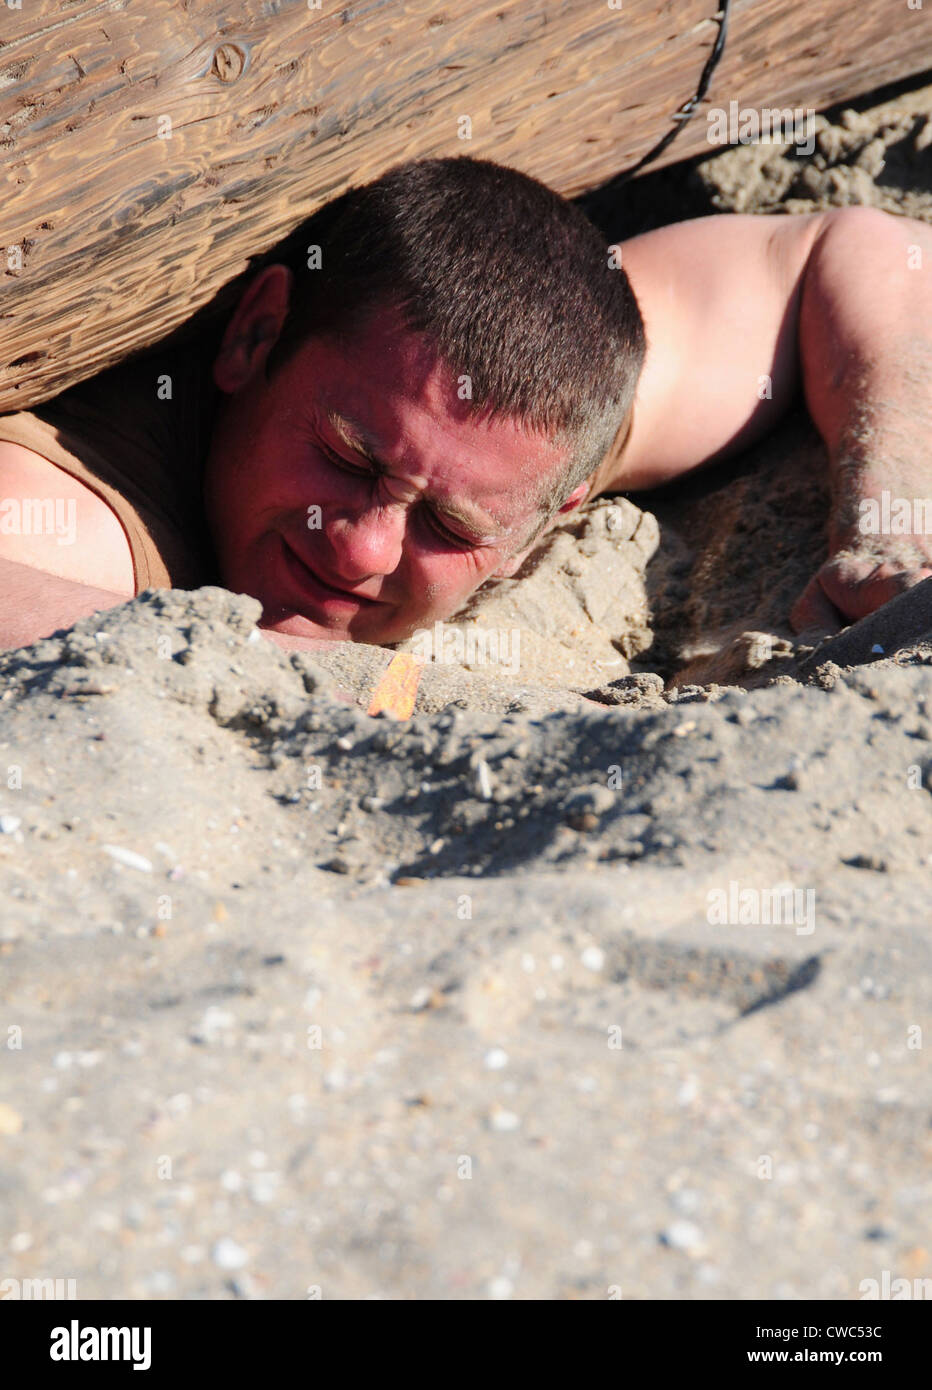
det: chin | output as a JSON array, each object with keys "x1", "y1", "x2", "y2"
[
  {"x1": 263, "y1": 601, "x2": 417, "y2": 646},
  {"x1": 263, "y1": 610, "x2": 353, "y2": 640}
]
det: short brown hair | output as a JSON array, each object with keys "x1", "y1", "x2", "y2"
[{"x1": 267, "y1": 156, "x2": 646, "y2": 509}]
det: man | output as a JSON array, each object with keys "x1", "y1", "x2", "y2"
[{"x1": 0, "y1": 156, "x2": 930, "y2": 653}]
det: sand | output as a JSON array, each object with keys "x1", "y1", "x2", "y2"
[{"x1": 2, "y1": 83, "x2": 932, "y2": 1300}]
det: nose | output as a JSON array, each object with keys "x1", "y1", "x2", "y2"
[{"x1": 330, "y1": 501, "x2": 407, "y2": 582}]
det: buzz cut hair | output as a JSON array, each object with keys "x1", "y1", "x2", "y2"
[{"x1": 266, "y1": 155, "x2": 646, "y2": 515}]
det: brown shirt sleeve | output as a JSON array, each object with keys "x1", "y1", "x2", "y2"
[
  {"x1": 0, "y1": 343, "x2": 219, "y2": 593},
  {"x1": 0, "y1": 409, "x2": 166, "y2": 589}
]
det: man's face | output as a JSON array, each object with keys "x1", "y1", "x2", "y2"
[{"x1": 204, "y1": 283, "x2": 571, "y2": 644}]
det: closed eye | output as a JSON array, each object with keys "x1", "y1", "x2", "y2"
[
  {"x1": 318, "y1": 441, "x2": 375, "y2": 477},
  {"x1": 422, "y1": 507, "x2": 480, "y2": 550},
  {"x1": 320, "y1": 437, "x2": 480, "y2": 549}
]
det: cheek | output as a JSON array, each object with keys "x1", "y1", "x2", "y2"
[
  {"x1": 400, "y1": 544, "x2": 500, "y2": 608},
  {"x1": 220, "y1": 434, "x2": 338, "y2": 525}
]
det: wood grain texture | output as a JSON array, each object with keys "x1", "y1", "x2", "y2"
[{"x1": 1, "y1": 0, "x2": 930, "y2": 412}]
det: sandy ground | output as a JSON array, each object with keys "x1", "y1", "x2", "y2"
[{"x1": 2, "y1": 83, "x2": 932, "y2": 1301}]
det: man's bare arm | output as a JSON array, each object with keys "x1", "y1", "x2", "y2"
[
  {"x1": 0, "y1": 554, "x2": 128, "y2": 650},
  {"x1": 607, "y1": 207, "x2": 932, "y2": 629},
  {"x1": 0, "y1": 554, "x2": 348, "y2": 656},
  {"x1": 792, "y1": 207, "x2": 932, "y2": 628}
]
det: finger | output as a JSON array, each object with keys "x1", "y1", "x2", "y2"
[
  {"x1": 789, "y1": 575, "x2": 844, "y2": 636},
  {"x1": 897, "y1": 567, "x2": 932, "y2": 590},
  {"x1": 820, "y1": 564, "x2": 932, "y2": 621}
]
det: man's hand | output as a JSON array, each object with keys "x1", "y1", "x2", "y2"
[{"x1": 791, "y1": 546, "x2": 932, "y2": 634}]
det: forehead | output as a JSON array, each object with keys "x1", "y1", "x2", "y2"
[{"x1": 293, "y1": 308, "x2": 568, "y2": 533}]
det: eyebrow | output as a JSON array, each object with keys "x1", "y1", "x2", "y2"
[
  {"x1": 325, "y1": 409, "x2": 510, "y2": 542},
  {"x1": 327, "y1": 410, "x2": 381, "y2": 467}
]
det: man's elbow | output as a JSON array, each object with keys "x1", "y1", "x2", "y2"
[{"x1": 810, "y1": 203, "x2": 930, "y2": 276}]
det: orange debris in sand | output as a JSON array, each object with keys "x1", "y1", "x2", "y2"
[{"x1": 367, "y1": 653, "x2": 421, "y2": 720}]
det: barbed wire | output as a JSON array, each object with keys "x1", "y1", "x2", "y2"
[{"x1": 603, "y1": 0, "x2": 733, "y2": 190}]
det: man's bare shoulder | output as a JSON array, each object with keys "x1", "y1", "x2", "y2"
[
  {"x1": 608, "y1": 211, "x2": 831, "y2": 491},
  {"x1": 0, "y1": 441, "x2": 136, "y2": 597}
]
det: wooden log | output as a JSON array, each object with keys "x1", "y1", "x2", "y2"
[{"x1": 1, "y1": 0, "x2": 930, "y2": 412}]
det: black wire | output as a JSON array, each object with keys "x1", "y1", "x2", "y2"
[{"x1": 601, "y1": 0, "x2": 733, "y2": 191}]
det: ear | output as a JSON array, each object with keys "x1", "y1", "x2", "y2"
[
  {"x1": 213, "y1": 264, "x2": 295, "y2": 393},
  {"x1": 555, "y1": 480, "x2": 591, "y2": 515}
]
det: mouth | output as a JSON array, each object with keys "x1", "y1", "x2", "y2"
[{"x1": 278, "y1": 534, "x2": 385, "y2": 616}]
